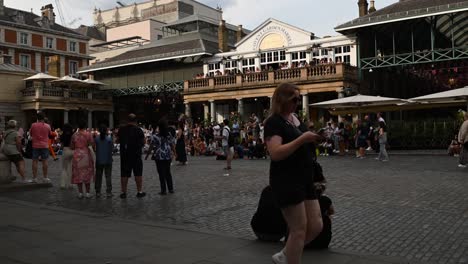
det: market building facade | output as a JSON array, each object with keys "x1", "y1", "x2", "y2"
[{"x1": 183, "y1": 18, "x2": 359, "y2": 123}]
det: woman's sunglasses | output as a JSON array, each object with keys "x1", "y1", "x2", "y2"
[{"x1": 291, "y1": 96, "x2": 301, "y2": 104}]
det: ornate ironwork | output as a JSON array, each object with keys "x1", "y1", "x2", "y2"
[
  {"x1": 360, "y1": 46, "x2": 468, "y2": 69},
  {"x1": 112, "y1": 81, "x2": 184, "y2": 96}
]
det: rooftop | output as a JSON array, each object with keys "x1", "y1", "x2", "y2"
[
  {"x1": 0, "y1": 62, "x2": 36, "y2": 74},
  {"x1": 0, "y1": 7, "x2": 88, "y2": 40},
  {"x1": 78, "y1": 32, "x2": 219, "y2": 73},
  {"x1": 74, "y1": 25, "x2": 106, "y2": 41},
  {"x1": 335, "y1": 0, "x2": 468, "y2": 32}
]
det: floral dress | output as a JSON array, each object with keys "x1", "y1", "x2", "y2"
[{"x1": 71, "y1": 131, "x2": 95, "y2": 184}]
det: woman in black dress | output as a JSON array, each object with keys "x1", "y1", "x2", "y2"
[
  {"x1": 175, "y1": 123, "x2": 187, "y2": 165},
  {"x1": 265, "y1": 83, "x2": 323, "y2": 264}
]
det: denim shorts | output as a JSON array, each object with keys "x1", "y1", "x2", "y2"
[{"x1": 32, "y1": 148, "x2": 49, "y2": 160}]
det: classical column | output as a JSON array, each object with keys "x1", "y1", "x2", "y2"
[
  {"x1": 87, "y1": 110, "x2": 93, "y2": 129},
  {"x1": 237, "y1": 98, "x2": 244, "y2": 121},
  {"x1": 63, "y1": 110, "x2": 69, "y2": 124},
  {"x1": 109, "y1": 111, "x2": 114, "y2": 129},
  {"x1": 203, "y1": 103, "x2": 209, "y2": 121},
  {"x1": 210, "y1": 100, "x2": 215, "y2": 123},
  {"x1": 302, "y1": 94, "x2": 309, "y2": 121},
  {"x1": 184, "y1": 102, "x2": 191, "y2": 118}
]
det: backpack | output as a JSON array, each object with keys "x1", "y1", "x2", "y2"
[{"x1": 224, "y1": 127, "x2": 235, "y2": 147}]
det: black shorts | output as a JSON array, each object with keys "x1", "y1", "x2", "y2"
[
  {"x1": 121, "y1": 157, "x2": 143, "y2": 177},
  {"x1": 6, "y1": 154, "x2": 24, "y2": 164},
  {"x1": 271, "y1": 180, "x2": 317, "y2": 209}
]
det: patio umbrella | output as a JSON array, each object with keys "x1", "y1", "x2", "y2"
[
  {"x1": 311, "y1": 94, "x2": 405, "y2": 109},
  {"x1": 409, "y1": 86, "x2": 468, "y2": 110},
  {"x1": 23, "y1": 72, "x2": 58, "y2": 81},
  {"x1": 49, "y1": 76, "x2": 85, "y2": 88},
  {"x1": 82, "y1": 79, "x2": 107, "y2": 89}
]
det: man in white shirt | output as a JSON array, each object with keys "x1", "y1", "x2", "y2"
[
  {"x1": 377, "y1": 112, "x2": 386, "y2": 124},
  {"x1": 221, "y1": 119, "x2": 233, "y2": 170}
]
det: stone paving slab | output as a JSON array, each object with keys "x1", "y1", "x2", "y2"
[
  {"x1": 0, "y1": 181, "x2": 52, "y2": 193},
  {"x1": 0, "y1": 198, "x2": 406, "y2": 264},
  {"x1": 1, "y1": 154, "x2": 467, "y2": 263}
]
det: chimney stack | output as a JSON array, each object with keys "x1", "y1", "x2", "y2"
[
  {"x1": 236, "y1": 25, "x2": 244, "y2": 43},
  {"x1": 40, "y1": 4, "x2": 55, "y2": 24},
  {"x1": 218, "y1": 19, "x2": 228, "y2": 52},
  {"x1": 369, "y1": 0, "x2": 376, "y2": 13},
  {"x1": 0, "y1": 0, "x2": 4, "y2": 16},
  {"x1": 358, "y1": 0, "x2": 368, "y2": 17}
]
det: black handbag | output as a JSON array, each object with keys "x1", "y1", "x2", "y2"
[
  {"x1": 313, "y1": 160, "x2": 325, "y2": 183},
  {"x1": 23, "y1": 140, "x2": 33, "y2": 159}
]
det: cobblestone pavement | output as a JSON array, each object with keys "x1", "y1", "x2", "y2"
[{"x1": 2, "y1": 154, "x2": 468, "y2": 264}]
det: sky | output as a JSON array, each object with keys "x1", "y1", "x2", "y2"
[{"x1": 7, "y1": 0, "x2": 397, "y2": 36}]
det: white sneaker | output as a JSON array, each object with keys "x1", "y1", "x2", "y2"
[
  {"x1": 78, "y1": 193, "x2": 84, "y2": 199},
  {"x1": 28, "y1": 178, "x2": 37, "y2": 183},
  {"x1": 272, "y1": 250, "x2": 287, "y2": 264},
  {"x1": 43, "y1": 178, "x2": 51, "y2": 183},
  {"x1": 85, "y1": 193, "x2": 92, "y2": 199},
  {"x1": 458, "y1": 164, "x2": 466, "y2": 168},
  {"x1": 366, "y1": 147, "x2": 373, "y2": 151},
  {"x1": 375, "y1": 157, "x2": 380, "y2": 160}
]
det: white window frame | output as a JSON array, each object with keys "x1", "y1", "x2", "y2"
[
  {"x1": 44, "y1": 56, "x2": 50, "y2": 73},
  {"x1": 334, "y1": 47, "x2": 342, "y2": 54},
  {"x1": 69, "y1": 41, "x2": 77, "y2": 52},
  {"x1": 260, "y1": 50, "x2": 286, "y2": 65},
  {"x1": 224, "y1": 60, "x2": 238, "y2": 72},
  {"x1": 208, "y1": 62, "x2": 221, "y2": 76},
  {"x1": 19, "y1": 54, "x2": 30, "y2": 68},
  {"x1": 19, "y1": 32, "x2": 29, "y2": 46},
  {"x1": 291, "y1": 51, "x2": 307, "y2": 66},
  {"x1": 69, "y1": 60, "x2": 79, "y2": 75},
  {"x1": 343, "y1": 46, "x2": 351, "y2": 53},
  {"x1": 343, "y1": 55, "x2": 351, "y2": 64},
  {"x1": 45, "y1": 37, "x2": 54, "y2": 49},
  {"x1": 242, "y1": 58, "x2": 255, "y2": 72}
]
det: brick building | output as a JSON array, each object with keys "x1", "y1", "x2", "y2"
[{"x1": 0, "y1": 1, "x2": 91, "y2": 76}]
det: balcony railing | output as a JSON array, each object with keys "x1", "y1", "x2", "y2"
[
  {"x1": 185, "y1": 63, "x2": 357, "y2": 92},
  {"x1": 21, "y1": 87, "x2": 112, "y2": 102}
]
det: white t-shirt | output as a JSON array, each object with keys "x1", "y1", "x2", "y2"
[{"x1": 222, "y1": 126, "x2": 230, "y2": 147}]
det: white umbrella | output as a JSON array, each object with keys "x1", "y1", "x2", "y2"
[
  {"x1": 409, "y1": 86, "x2": 468, "y2": 111},
  {"x1": 23, "y1": 72, "x2": 58, "y2": 81},
  {"x1": 83, "y1": 79, "x2": 107, "y2": 86},
  {"x1": 49, "y1": 76, "x2": 85, "y2": 88},
  {"x1": 311, "y1": 94, "x2": 405, "y2": 108}
]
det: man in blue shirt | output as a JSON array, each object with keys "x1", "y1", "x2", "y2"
[{"x1": 94, "y1": 125, "x2": 113, "y2": 198}]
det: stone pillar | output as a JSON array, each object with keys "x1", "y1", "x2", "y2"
[
  {"x1": 203, "y1": 103, "x2": 209, "y2": 121},
  {"x1": 237, "y1": 98, "x2": 244, "y2": 121},
  {"x1": 109, "y1": 111, "x2": 114, "y2": 128},
  {"x1": 184, "y1": 102, "x2": 191, "y2": 118},
  {"x1": 210, "y1": 100, "x2": 215, "y2": 123},
  {"x1": 63, "y1": 110, "x2": 69, "y2": 124},
  {"x1": 87, "y1": 110, "x2": 92, "y2": 129},
  {"x1": 269, "y1": 96, "x2": 273, "y2": 108},
  {"x1": 302, "y1": 94, "x2": 310, "y2": 121}
]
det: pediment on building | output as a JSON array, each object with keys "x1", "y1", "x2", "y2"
[{"x1": 235, "y1": 18, "x2": 314, "y2": 53}]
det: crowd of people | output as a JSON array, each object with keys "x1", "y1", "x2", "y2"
[
  {"x1": 193, "y1": 57, "x2": 347, "y2": 79},
  {"x1": 1, "y1": 81, "x2": 466, "y2": 264}
]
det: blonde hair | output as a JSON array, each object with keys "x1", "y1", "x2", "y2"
[
  {"x1": 269, "y1": 83, "x2": 299, "y2": 116},
  {"x1": 7, "y1": 120, "x2": 17, "y2": 129}
]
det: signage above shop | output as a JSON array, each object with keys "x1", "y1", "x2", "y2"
[{"x1": 252, "y1": 25, "x2": 293, "y2": 50}]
